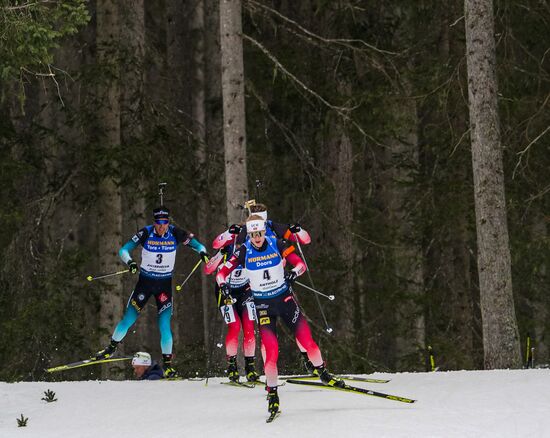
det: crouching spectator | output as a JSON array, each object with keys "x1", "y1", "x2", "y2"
[{"x1": 132, "y1": 352, "x2": 164, "y2": 380}]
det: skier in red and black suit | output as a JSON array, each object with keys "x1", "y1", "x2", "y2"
[
  {"x1": 212, "y1": 203, "x2": 311, "y2": 250},
  {"x1": 216, "y1": 215, "x2": 343, "y2": 416},
  {"x1": 211, "y1": 203, "x2": 315, "y2": 373},
  {"x1": 204, "y1": 242, "x2": 259, "y2": 383}
]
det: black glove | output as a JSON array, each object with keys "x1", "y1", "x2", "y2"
[
  {"x1": 284, "y1": 271, "x2": 297, "y2": 284},
  {"x1": 200, "y1": 251, "x2": 210, "y2": 263},
  {"x1": 220, "y1": 283, "x2": 231, "y2": 298},
  {"x1": 229, "y1": 224, "x2": 242, "y2": 235},
  {"x1": 289, "y1": 223, "x2": 302, "y2": 233},
  {"x1": 128, "y1": 260, "x2": 139, "y2": 274}
]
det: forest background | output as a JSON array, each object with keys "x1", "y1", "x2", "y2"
[{"x1": 0, "y1": 0, "x2": 548, "y2": 381}]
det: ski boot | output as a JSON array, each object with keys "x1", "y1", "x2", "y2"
[
  {"x1": 266, "y1": 386, "x2": 279, "y2": 413},
  {"x1": 313, "y1": 364, "x2": 345, "y2": 388},
  {"x1": 245, "y1": 356, "x2": 260, "y2": 382},
  {"x1": 163, "y1": 354, "x2": 178, "y2": 378},
  {"x1": 226, "y1": 355, "x2": 239, "y2": 382},
  {"x1": 93, "y1": 339, "x2": 119, "y2": 360},
  {"x1": 301, "y1": 351, "x2": 315, "y2": 374}
]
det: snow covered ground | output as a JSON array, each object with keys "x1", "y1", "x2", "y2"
[{"x1": 1, "y1": 369, "x2": 549, "y2": 438}]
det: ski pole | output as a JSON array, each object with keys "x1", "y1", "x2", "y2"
[
  {"x1": 158, "y1": 182, "x2": 167, "y2": 206},
  {"x1": 294, "y1": 238, "x2": 334, "y2": 333},
  {"x1": 86, "y1": 269, "x2": 129, "y2": 282},
  {"x1": 175, "y1": 259, "x2": 203, "y2": 291},
  {"x1": 295, "y1": 281, "x2": 335, "y2": 301}
]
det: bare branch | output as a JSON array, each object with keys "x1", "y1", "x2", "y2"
[
  {"x1": 512, "y1": 125, "x2": 550, "y2": 179},
  {"x1": 243, "y1": 33, "x2": 383, "y2": 144},
  {"x1": 245, "y1": 0, "x2": 398, "y2": 56},
  {"x1": 3, "y1": 1, "x2": 58, "y2": 11}
]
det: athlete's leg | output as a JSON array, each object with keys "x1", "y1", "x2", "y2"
[
  {"x1": 112, "y1": 288, "x2": 150, "y2": 342},
  {"x1": 225, "y1": 311, "x2": 242, "y2": 357},
  {"x1": 241, "y1": 311, "x2": 256, "y2": 357},
  {"x1": 280, "y1": 294, "x2": 323, "y2": 367},
  {"x1": 257, "y1": 301, "x2": 279, "y2": 388},
  {"x1": 155, "y1": 290, "x2": 173, "y2": 355},
  {"x1": 235, "y1": 296, "x2": 256, "y2": 357}
]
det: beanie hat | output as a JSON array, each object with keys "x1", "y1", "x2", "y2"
[
  {"x1": 132, "y1": 352, "x2": 152, "y2": 366},
  {"x1": 153, "y1": 206, "x2": 170, "y2": 222}
]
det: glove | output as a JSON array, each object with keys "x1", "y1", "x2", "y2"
[
  {"x1": 289, "y1": 223, "x2": 302, "y2": 233},
  {"x1": 200, "y1": 251, "x2": 210, "y2": 263},
  {"x1": 229, "y1": 224, "x2": 242, "y2": 234},
  {"x1": 284, "y1": 270, "x2": 297, "y2": 284},
  {"x1": 128, "y1": 260, "x2": 139, "y2": 274},
  {"x1": 220, "y1": 283, "x2": 232, "y2": 298}
]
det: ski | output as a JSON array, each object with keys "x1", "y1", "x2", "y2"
[
  {"x1": 266, "y1": 410, "x2": 281, "y2": 423},
  {"x1": 286, "y1": 379, "x2": 416, "y2": 404},
  {"x1": 220, "y1": 380, "x2": 255, "y2": 389},
  {"x1": 281, "y1": 374, "x2": 390, "y2": 384},
  {"x1": 251, "y1": 380, "x2": 286, "y2": 387},
  {"x1": 46, "y1": 356, "x2": 133, "y2": 373}
]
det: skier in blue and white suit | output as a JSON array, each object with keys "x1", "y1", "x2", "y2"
[{"x1": 93, "y1": 206, "x2": 208, "y2": 378}]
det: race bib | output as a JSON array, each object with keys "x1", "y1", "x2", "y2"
[
  {"x1": 220, "y1": 304, "x2": 236, "y2": 324},
  {"x1": 245, "y1": 301, "x2": 256, "y2": 321}
]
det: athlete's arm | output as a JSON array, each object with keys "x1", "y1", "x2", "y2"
[
  {"x1": 272, "y1": 221, "x2": 311, "y2": 245},
  {"x1": 203, "y1": 249, "x2": 225, "y2": 275},
  {"x1": 216, "y1": 245, "x2": 246, "y2": 285},
  {"x1": 118, "y1": 227, "x2": 149, "y2": 264},
  {"x1": 212, "y1": 229, "x2": 234, "y2": 250},
  {"x1": 174, "y1": 227, "x2": 207, "y2": 255},
  {"x1": 278, "y1": 240, "x2": 307, "y2": 277}
]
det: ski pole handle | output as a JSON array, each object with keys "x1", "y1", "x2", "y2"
[
  {"x1": 176, "y1": 259, "x2": 203, "y2": 291},
  {"x1": 86, "y1": 269, "x2": 130, "y2": 282},
  {"x1": 294, "y1": 280, "x2": 335, "y2": 301}
]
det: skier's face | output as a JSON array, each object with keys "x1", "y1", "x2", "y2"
[
  {"x1": 249, "y1": 230, "x2": 265, "y2": 248},
  {"x1": 154, "y1": 219, "x2": 169, "y2": 236}
]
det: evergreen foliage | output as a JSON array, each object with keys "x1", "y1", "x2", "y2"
[{"x1": 0, "y1": 0, "x2": 547, "y2": 379}]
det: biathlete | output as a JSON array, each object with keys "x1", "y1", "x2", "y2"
[
  {"x1": 216, "y1": 215, "x2": 343, "y2": 416},
  {"x1": 211, "y1": 202, "x2": 315, "y2": 373},
  {"x1": 204, "y1": 242, "x2": 260, "y2": 383},
  {"x1": 93, "y1": 206, "x2": 208, "y2": 378}
]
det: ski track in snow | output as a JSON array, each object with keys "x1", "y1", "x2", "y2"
[{"x1": 1, "y1": 369, "x2": 549, "y2": 438}]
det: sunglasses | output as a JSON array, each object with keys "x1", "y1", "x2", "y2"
[
  {"x1": 154, "y1": 219, "x2": 169, "y2": 225},
  {"x1": 249, "y1": 230, "x2": 265, "y2": 238}
]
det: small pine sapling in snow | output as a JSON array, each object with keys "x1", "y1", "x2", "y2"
[
  {"x1": 17, "y1": 414, "x2": 28, "y2": 427},
  {"x1": 42, "y1": 389, "x2": 58, "y2": 402}
]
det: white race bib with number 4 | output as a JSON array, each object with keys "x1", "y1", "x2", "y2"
[{"x1": 220, "y1": 304, "x2": 236, "y2": 324}]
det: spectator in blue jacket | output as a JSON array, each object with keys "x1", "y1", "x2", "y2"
[{"x1": 132, "y1": 352, "x2": 164, "y2": 380}]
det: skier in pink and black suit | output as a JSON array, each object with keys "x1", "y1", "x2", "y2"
[
  {"x1": 216, "y1": 215, "x2": 343, "y2": 415},
  {"x1": 212, "y1": 203, "x2": 311, "y2": 251},
  {"x1": 211, "y1": 203, "x2": 315, "y2": 373},
  {"x1": 203, "y1": 243, "x2": 259, "y2": 383}
]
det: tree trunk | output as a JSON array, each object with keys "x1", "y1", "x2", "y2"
[
  {"x1": 325, "y1": 112, "x2": 354, "y2": 340},
  {"x1": 96, "y1": 0, "x2": 124, "y2": 376},
  {"x1": 384, "y1": 80, "x2": 425, "y2": 371},
  {"x1": 119, "y1": 0, "x2": 153, "y2": 356},
  {"x1": 190, "y1": 0, "x2": 211, "y2": 353},
  {"x1": 220, "y1": 0, "x2": 248, "y2": 223},
  {"x1": 464, "y1": 0, "x2": 521, "y2": 369}
]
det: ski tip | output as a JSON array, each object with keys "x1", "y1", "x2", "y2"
[{"x1": 266, "y1": 411, "x2": 281, "y2": 423}]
